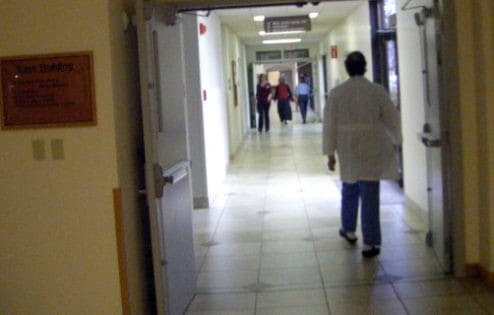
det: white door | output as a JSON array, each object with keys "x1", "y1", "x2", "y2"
[
  {"x1": 416, "y1": 4, "x2": 452, "y2": 272},
  {"x1": 136, "y1": 2, "x2": 196, "y2": 314}
]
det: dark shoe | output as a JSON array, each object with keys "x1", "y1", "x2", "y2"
[
  {"x1": 362, "y1": 246, "x2": 380, "y2": 258},
  {"x1": 339, "y1": 229, "x2": 357, "y2": 244}
]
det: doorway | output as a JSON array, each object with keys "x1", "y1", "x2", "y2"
[{"x1": 134, "y1": 0, "x2": 452, "y2": 314}]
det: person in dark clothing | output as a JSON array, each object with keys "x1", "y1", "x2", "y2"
[
  {"x1": 256, "y1": 73, "x2": 272, "y2": 133},
  {"x1": 274, "y1": 77, "x2": 294, "y2": 125}
]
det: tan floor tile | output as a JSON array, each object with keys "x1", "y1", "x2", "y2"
[
  {"x1": 393, "y1": 278, "x2": 467, "y2": 299},
  {"x1": 325, "y1": 283, "x2": 398, "y2": 302},
  {"x1": 256, "y1": 305, "x2": 329, "y2": 315},
  {"x1": 256, "y1": 289, "x2": 327, "y2": 308},
  {"x1": 187, "y1": 292, "x2": 255, "y2": 312},
  {"x1": 402, "y1": 295, "x2": 488, "y2": 315},
  {"x1": 329, "y1": 300, "x2": 407, "y2": 315}
]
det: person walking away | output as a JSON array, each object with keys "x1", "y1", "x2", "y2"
[
  {"x1": 274, "y1": 77, "x2": 294, "y2": 125},
  {"x1": 256, "y1": 73, "x2": 272, "y2": 133},
  {"x1": 295, "y1": 75, "x2": 311, "y2": 123},
  {"x1": 322, "y1": 51, "x2": 402, "y2": 258}
]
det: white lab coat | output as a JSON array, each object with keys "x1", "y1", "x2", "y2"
[{"x1": 322, "y1": 76, "x2": 402, "y2": 183}]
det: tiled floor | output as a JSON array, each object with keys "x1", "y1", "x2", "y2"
[{"x1": 187, "y1": 120, "x2": 494, "y2": 314}]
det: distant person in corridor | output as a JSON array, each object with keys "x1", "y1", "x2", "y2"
[
  {"x1": 274, "y1": 77, "x2": 294, "y2": 125},
  {"x1": 294, "y1": 75, "x2": 311, "y2": 124},
  {"x1": 256, "y1": 73, "x2": 272, "y2": 133},
  {"x1": 322, "y1": 51, "x2": 402, "y2": 258}
]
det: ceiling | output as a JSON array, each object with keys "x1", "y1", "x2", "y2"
[{"x1": 212, "y1": 1, "x2": 364, "y2": 46}]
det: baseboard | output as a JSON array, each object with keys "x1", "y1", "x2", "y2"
[
  {"x1": 113, "y1": 188, "x2": 131, "y2": 315},
  {"x1": 479, "y1": 265, "x2": 494, "y2": 287},
  {"x1": 465, "y1": 263, "x2": 481, "y2": 278},
  {"x1": 194, "y1": 197, "x2": 209, "y2": 209},
  {"x1": 404, "y1": 196, "x2": 428, "y2": 222},
  {"x1": 464, "y1": 263, "x2": 494, "y2": 287}
]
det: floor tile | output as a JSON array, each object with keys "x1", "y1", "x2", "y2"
[
  {"x1": 325, "y1": 283, "x2": 398, "y2": 302},
  {"x1": 329, "y1": 299, "x2": 407, "y2": 315},
  {"x1": 261, "y1": 252, "x2": 318, "y2": 269},
  {"x1": 206, "y1": 242, "x2": 261, "y2": 257},
  {"x1": 186, "y1": 292, "x2": 255, "y2": 312},
  {"x1": 256, "y1": 305, "x2": 329, "y2": 315},
  {"x1": 200, "y1": 255, "x2": 260, "y2": 272},
  {"x1": 256, "y1": 288, "x2": 327, "y2": 308},
  {"x1": 321, "y1": 262, "x2": 385, "y2": 285},
  {"x1": 262, "y1": 240, "x2": 315, "y2": 254},
  {"x1": 196, "y1": 269, "x2": 259, "y2": 292},
  {"x1": 393, "y1": 278, "x2": 468, "y2": 299},
  {"x1": 189, "y1": 123, "x2": 494, "y2": 313},
  {"x1": 259, "y1": 266, "x2": 323, "y2": 289},
  {"x1": 402, "y1": 295, "x2": 488, "y2": 315}
]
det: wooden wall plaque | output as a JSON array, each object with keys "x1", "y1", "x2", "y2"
[{"x1": 0, "y1": 52, "x2": 96, "y2": 129}]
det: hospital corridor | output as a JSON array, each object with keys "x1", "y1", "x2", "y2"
[{"x1": 187, "y1": 122, "x2": 494, "y2": 314}]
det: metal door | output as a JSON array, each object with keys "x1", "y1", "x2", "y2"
[
  {"x1": 415, "y1": 3, "x2": 452, "y2": 272},
  {"x1": 136, "y1": 2, "x2": 196, "y2": 314}
]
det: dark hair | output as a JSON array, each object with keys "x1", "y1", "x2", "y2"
[{"x1": 344, "y1": 51, "x2": 367, "y2": 76}]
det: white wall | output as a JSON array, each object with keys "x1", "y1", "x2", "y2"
[
  {"x1": 197, "y1": 13, "x2": 230, "y2": 203},
  {"x1": 397, "y1": 0, "x2": 429, "y2": 212},
  {"x1": 325, "y1": 2, "x2": 373, "y2": 89},
  {"x1": 183, "y1": 15, "x2": 209, "y2": 208},
  {"x1": 222, "y1": 25, "x2": 247, "y2": 158},
  {"x1": 321, "y1": 0, "x2": 428, "y2": 214}
]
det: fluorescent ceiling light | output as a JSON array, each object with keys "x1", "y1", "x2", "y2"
[
  {"x1": 262, "y1": 38, "x2": 302, "y2": 44},
  {"x1": 309, "y1": 12, "x2": 319, "y2": 19},
  {"x1": 253, "y1": 15, "x2": 265, "y2": 22},
  {"x1": 259, "y1": 30, "x2": 306, "y2": 36}
]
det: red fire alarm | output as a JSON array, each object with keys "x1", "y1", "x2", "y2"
[{"x1": 199, "y1": 23, "x2": 207, "y2": 35}]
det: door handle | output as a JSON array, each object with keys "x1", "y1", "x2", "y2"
[
  {"x1": 163, "y1": 167, "x2": 188, "y2": 185},
  {"x1": 154, "y1": 160, "x2": 191, "y2": 198},
  {"x1": 418, "y1": 132, "x2": 441, "y2": 147}
]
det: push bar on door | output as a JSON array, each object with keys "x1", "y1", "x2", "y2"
[{"x1": 163, "y1": 160, "x2": 191, "y2": 185}]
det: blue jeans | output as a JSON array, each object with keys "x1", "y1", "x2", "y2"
[
  {"x1": 257, "y1": 102, "x2": 270, "y2": 131},
  {"x1": 297, "y1": 95, "x2": 309, "y2": 123},
  {"x1": 341, "y1": 181, "x2": 381, "y2": 246}
]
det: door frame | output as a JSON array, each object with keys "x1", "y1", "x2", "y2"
[{"x1": 137, "y1": 0, "x2": 463, "y2": 285}]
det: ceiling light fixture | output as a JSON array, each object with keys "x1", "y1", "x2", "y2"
[
  {"x1": 262, "y1": 38, "x2": 302, "y2": 44},
  {"x1": 253, "y1": 15, "x2": 265, "y2": 22},
  {"x1": 309, "y1": 12, "x2": 319, "y2": 19},
  {"x1": 259, "y1": 30, "x2": 306, "y2": 36}
]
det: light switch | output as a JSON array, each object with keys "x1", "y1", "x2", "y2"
[
  {"x1": 51, "y1": 139, "x2": 65, "y2": 160},
  {"x1": 32, "y1": 139, "x2": 46, "y2": 160}
]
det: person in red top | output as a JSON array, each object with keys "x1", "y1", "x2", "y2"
[
  {"x1": 256, "y1": 74, "x2": 273, "y2": 133},
  {"x1": 274, "y1": 76, "x2": 294, "y2": 125}
]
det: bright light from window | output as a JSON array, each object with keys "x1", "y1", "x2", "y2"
[
  {"x1": 253, "y1": 15, "x2": 265, "y2": 22},
  {"x1": 262, "y1": 38, "x2": 302, "y2": 44},
  {"x1": 259, "y1": 30, "x2": 306, "y2": 36},
  {"x1": 309, "y1": 12, "x2": 319, "y2": 19}
]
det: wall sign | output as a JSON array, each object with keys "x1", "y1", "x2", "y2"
[
  {"x1": 284, "y1": 49, "x2": 310, "y2": 59},
  {"x1": 0, "y1": 52, "x2": 96, "y2": 129},
  {"x1": 256, "y1": 50, "x2": 282, "y2": 61},
  {"x1": 330, "y1": 45, "x2": 338, "y2": 59},
  {"x1": 264, "y1": 15, "x2": 311, "y2": 33}
]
